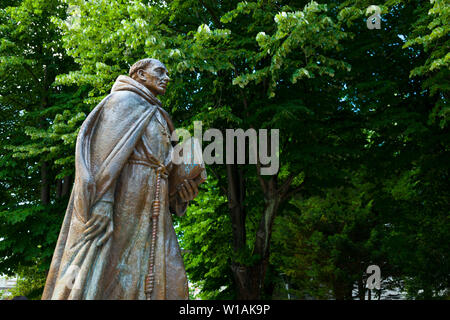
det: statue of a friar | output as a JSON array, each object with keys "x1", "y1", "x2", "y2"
[{"x1": 42, "y1": 58, "x2": 205, "y2": 300}]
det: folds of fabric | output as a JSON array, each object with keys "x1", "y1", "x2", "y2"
[{"x1": 41, "y1": 76, "x2": 189, "y2": 300}]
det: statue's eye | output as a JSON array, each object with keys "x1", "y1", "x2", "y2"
[{"x1": 155, "y1": 68, "x2": 165, "y2": 75}]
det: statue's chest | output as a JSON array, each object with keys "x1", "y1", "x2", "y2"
[{"x1": 142, "y1": 110, "x2": 172, "y2": 164}]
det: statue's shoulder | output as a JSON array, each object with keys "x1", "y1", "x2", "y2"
[
  {"x1": 105, "y1": 89, "x2": 148, "y2": 105},
  {"x1": 101, "y1": 90, "x2": 157, "y2": 116}
]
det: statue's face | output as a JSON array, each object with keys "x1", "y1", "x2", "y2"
[{"x1": 136, "y1": 60, "x2": 171, "y2": 96}]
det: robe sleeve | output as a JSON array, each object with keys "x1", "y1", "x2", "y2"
[
  {"x1": 73, "y1": 90, "x2": 158, "y2": 223},
  {"x1": 97, "y1": 181, "x2": 116, "y2": 203}
]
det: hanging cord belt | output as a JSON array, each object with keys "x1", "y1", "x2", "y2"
[
  {"x1": 146, "y1": 164, "x2": 169, "y2": 300},
  {"x1": 129, "y1": 159, "x2": 169, "y2": 300}
]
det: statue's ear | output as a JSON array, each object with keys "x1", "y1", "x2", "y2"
[{"x1": 137, "y1": 69, "x2": 146, "y2": 81}]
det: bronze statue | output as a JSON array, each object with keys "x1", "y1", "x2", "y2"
[{"x1": 42, "y1": 58, "x2": 204, "y2": 300}]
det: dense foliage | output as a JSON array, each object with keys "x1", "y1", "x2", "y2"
[{"x1": 0, "y1": 0, "x2": 448, "y2": 299}]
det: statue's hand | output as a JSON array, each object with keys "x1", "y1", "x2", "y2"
[
  {"x1": 83, "y1": 200, "x2": 114, "y2": 247},
  {"x1": 178, "y1": 179, "x2": 199, "y2": 202}
]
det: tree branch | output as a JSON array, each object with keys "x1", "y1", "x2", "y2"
[
  {"x1": 198, "y1": 0, "x2": 223, "y2": 28},
  {"x1": 282, "y1": 184, "x2": 304, "y2": 202},
  {"x1": 22, "y1": 63, "x2": 42, "y2": 91},
  {"x1": 278, "y1": 173, "x2": 295, "y2": 196},
  {"x1": 209, "y1": 166, "x2": 228, "y2": 195}
]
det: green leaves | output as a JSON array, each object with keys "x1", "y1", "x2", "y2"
[
  {"x1": 0, "y1": 0, "x2": 81, "y2": 294},
  {"x1": 229, "y1": 1, "x2": 350, "y2": 97},
  {"x1": 403, "y1": 0, "x2": 449, "y2": 128},
  {"x1": 292, "y1": 68, "x2": 312, "y2": 83},
  {"x1": 220, "y1": 1, "x2": 258, "y2": 24},
  {"x1": 174, "y1": 178, "x2": 233, "y2": 299},
  {"x1": 0, "y1": 0, "x2": 448, "y2": 300},
  {"x1": 272, "y1": 178, "x2": 380, "y2": 299}
]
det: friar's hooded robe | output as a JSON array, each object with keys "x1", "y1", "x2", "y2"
[{"x1": 42, "y1": 75, "x2": 189, "y2": 300}]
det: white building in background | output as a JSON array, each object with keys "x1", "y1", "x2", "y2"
[{"x1": 0, "y1": 275, "x2": 17, "y2": 298}]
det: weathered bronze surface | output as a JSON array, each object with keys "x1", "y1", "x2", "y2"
[{"x1": 42, "y1": 58, "x2": 203, "y2": 300}]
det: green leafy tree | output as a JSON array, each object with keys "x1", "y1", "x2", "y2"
[
  {"x1": 0, "y1": 0, "x2": 84, "y2": 297},
  {"x1": 404, "y1": 0, "x2": 449, "y2": 128},
  {"x1": 0, "y1": 0, "x2": 448, "y2": 300}
]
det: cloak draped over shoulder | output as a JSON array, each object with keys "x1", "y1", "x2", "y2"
[{"x1": 42, "y1": 76, "x2": 189, "y2": 300}]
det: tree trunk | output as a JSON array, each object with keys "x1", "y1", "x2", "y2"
[
  {"x1": 55, "y1": 175, "x2": 71, "y2": 200},
  {"x1": 358, "y1": 277, "x2": 366, "y2": 300},
  {"x1": 225, "y1": 123, "x2": 298, "y2": 299},
  {"x1": 39, "y1": 77, "x2": 51, "y2": 205},
  {"x1": 333, "y1": 281, "x2": 354, "y2": 300},
  {"x1": 229, "y1": 170, "x2": 281, "y2": 299},
  {"x1": 233, "y1": 196, "x2": 280, "y2": 299},
  {"x1": 61, "y1": 175, "x2": 72, "y2": 198},
  {"x1": 226, "y1": 164, "x2": 262, "y2": 299},
  {"x1": 226, "y1": 164, "x2": 246, "y2": 251},
  {"x1": 227, "y1": 152, "x2": 296, "y2": 299},
  {"x1": 40, "y1": 161, "x2": 50, "y2": 205},
  {"x1": 55, "y1": 179, "x2": 62, "y2": 199}
]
